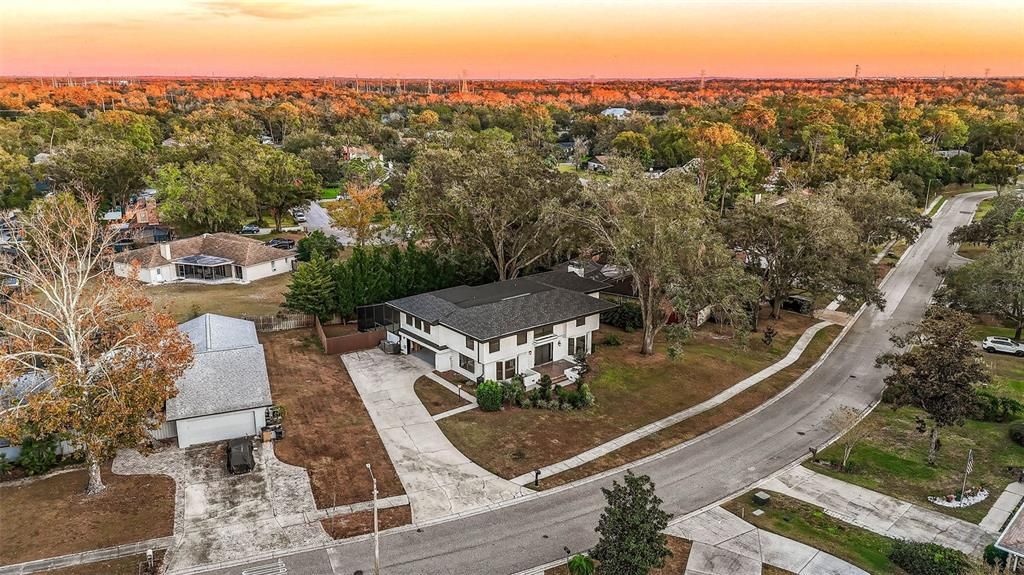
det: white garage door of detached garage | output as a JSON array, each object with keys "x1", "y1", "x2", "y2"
[{"x1": 175, "y1": 409, "x2": 263, "y2": 448}]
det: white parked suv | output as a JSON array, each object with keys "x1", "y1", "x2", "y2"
[{"x1": 982, "y1": 336, "x2": 1024, "y2": 357}]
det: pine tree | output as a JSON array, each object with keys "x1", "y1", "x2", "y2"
[
  {"x1": 591, "y1": 471, "x2": 671, "y2": 575},
  {"x1": 284, "y1": 253, "x2": 336, "y2": 320}
]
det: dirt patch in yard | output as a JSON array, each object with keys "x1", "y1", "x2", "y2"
[
  {"x1": 544, "y1": 536, "x2": 691, "y2": 574},
  {"x1": 47, "y1": 551, "x2": 165, "y2": 575},
  {"x1": 438, "y1": 309, "x2": 819, "y2": 480},
  {"x1": 320, "y1": 322, "x2": 359, "y2": 337},
  {"x1": 414, "y1": 376, "x2": 471, "y2": 416},
  {"x1": 147, "y1": 272, "x2": 291, "y2": 322},
  {"x1": 0, "y1": 465, "x2": 174, "y2": 565},
  {"x1": 320, "y1": 505, "x2": 412, "y2": 539},
  {"x1": 261, "y1": 330, "x2": 405, "y2": 508}
]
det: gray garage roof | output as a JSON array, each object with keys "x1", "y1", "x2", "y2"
[
  {"x1": 388, "y1": 271, "x2": 616, "y2": 341},
  {"x1": 166, "y1": 314, "x2": 272, "y2": 421}
]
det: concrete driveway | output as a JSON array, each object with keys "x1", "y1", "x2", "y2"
[
  {"x1": 341, "y1": 349, "x2": 528, "y2": 522},
  {"x1": 114, "y1": 443, "x2": 330, "y2": 571}
]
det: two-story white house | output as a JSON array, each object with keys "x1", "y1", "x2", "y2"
[{"x1": 385, "y1": 270, "x2": 616, "y2": 386}]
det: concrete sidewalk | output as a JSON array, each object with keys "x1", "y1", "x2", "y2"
[
  {"x1": 762, "y1": 467, "x2": 993, "y2": 554},
  {"x1": 980, "y1": 482, "x2": 1024, "y2": 533},
  {"x1": 342, "y1": 349, "x2": 529, "y2": 522},
  {"x1": 666, "y1": 506, "x2": 867, "y2": 575},
  {"x1": 510, "y1": 320, "x2": 835, "y2": 485}
]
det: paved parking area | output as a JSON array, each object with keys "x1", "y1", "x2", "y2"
[
  {"x1": 113, "y1": 443, "x2": 330, "y2": 571},
  {"x1": 342, "y1": 349, "x2": 528, "y2": 522}
]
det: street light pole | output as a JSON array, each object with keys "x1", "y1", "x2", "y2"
[{"x1": 366, "y1": 463, "x2": 380, "y2": 575}]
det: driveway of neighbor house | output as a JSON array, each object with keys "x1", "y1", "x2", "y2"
[
  {"x1": 762, "y1": 467, "x2": 992, "y2": 555},
  {"x1": 113, "y1": 443, "x2": 330, "y2": 572},
  {"x1": 341, "y1": 349, "x2": 528, "y2": 522},
  {"x1": 666, "y1": 506, "x2": 868, "y2": 575}
]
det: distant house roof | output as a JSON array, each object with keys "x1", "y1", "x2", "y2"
[
  {"x1": 601, "y1": 107, "x2": 631, "y2": 119},
  {"x1": 998, "y1": 500, "x2": 1024, "y2": 558},
  {"x1": 935, "y1": 149, "x2": 972, "y2": 159},
  {"x1": 166, "y1": 314, "x2": 271, "y2": 421},
  {"x1": 388, "y1": 271, "x2": 615, "y2": 341},
  {"x1": 113, "y1": 233, "x2": 294, "y2": 269}
]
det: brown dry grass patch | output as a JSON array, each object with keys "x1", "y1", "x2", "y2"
[
  {"x1": 46, "y1": 551, "x2": 166, "y2": 575},
  {"x1": 414, "y1": 376, "x2": 471, "y2": 416},
  {"x1": 261, "y1": 330, "x2": 404, "y2": 508},
  {"x1": 0, "y1": 466, "x2": 174, "y2": 565},
  {"x1": 320, "y1": 505, "x2": 412, "y2": 539},
  {"x1": 537, "y1": 325, "x2": 841, "y2": 489}
]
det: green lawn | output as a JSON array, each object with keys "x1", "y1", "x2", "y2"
[
  {"x1": 927, "y1": 196, "x2": 946, "y2": 216},
  {"x1": 245, "y1": 214, "x2": 298, "y2": 228},
  {"x1": 724, "y1": 491, "x2": 906, "y2": 575},
  {"x1": 955, "y1": 197, "x2": 995, "y2": 259},
  {"x1": 807, "y1": 320, "x2": 1024, "y2": 523},
  {"x1": 438, "y1": 309, "x2": 820, "y2": 479},
  {"x1": 321, "y1": 186, "x2": 340, "y2": 199}
]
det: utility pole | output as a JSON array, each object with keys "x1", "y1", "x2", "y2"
[
  {"x1": 854, "y1": 64, "x2": 860, "y2": 82},
  {"x1": 984, "y1": 68, "x2": 990, "y2": 79},
  {"x1": 366, "y1": 464, "x2": 380, "y2": 575}
]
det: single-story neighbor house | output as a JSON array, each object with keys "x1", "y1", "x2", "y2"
[
  {"x1": 112, "y1": 232, "x2": 295, "y2": 285},
  {"x1": 600, "y1": 107, "x2": 631, "y2": 119},
  {"x1": 997, "y1": 500, "x2": 1024, "y2": 570},
  {"x1": 587, "y1": 155, "x2": 612, "y2": 172},
  {"x1": 151, "y1": 314, "x2": 273, "y2": 448},
  {"x1": 386, "y1": 269, "x2": 616, "y2": 386}
]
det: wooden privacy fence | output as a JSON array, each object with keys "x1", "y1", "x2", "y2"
[
  {"x1": 243, "y1": 313, "x2": 317, "y2": 332},
  {"x1": 315, "y1": 316, "x2": 386, "y2": 354}
]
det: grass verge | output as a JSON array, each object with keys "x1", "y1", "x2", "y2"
[
  {"x1": 723, "y1": 491, "x2": 905, "y2": 575},
  {"x1": 0, "y1": 466, "x2": 174, "y2": 565},
  {"x1": 46, "y1": 551, "x2": 165, "y2": 575},
  {"x1": 320, "y1": 505, "x2": 412, "y2": 539}
]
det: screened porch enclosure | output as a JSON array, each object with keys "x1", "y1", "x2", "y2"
[{"x1": 174, "y1": 255, "x2": 242, "y2": 281}]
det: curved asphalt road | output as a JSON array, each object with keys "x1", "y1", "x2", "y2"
[{"x1": 204, "y1": 191, "x2": 992, "y2": 575}]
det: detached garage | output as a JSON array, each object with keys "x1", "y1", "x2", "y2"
[{"x1": 158, "y1": 314, "x2": 273, "y2": 448}]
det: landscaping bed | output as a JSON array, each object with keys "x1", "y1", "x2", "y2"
[
  {"x1": 320, "y1": 505, "x2": 412, "y2": 539},
  {"x1": 723, "y1": 491, "x2": 905, "y2": 575},
  {"x1": 438, "y1": 310, "x2": 820, "y2": 480},
  {"x1": 0, "y1": 465, "x2": 174, "y2": 565},
  {"x1": 148, "y1": 272, "x2": 292, "y2": 322},
  {"x1": 537, "y1": 325, "x2": 840, "y2": 489},
  {"x1": 543, "y1": 536, "x2": 691, "y2": 574},
  {"x1": 806, "y1": 321, "x2": 1024, "y2": 523},
  {"x1": 261, "y1": 330, "x2": 405, "y2": 508},
  {"x1": 414, "y1": 376, "x2": 471, "y2": 416}
]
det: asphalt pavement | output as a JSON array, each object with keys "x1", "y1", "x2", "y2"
[{"x1": 197, "y1": 191, "x2": 993, "y2": 575}]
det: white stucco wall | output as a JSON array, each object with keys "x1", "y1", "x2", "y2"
[
  {"x1": 174, "y1": 407, "x2": 267, "y2": 448},
  {"x1": 243, "y1": 257, "x2": 293, "y2": 282}
]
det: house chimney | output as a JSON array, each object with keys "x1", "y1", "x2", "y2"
[
  {"x1": 158, "y1": 242, "x2": 171, "y2": 261},
  {"x1": 568, "y1": 260, "x2": 586, "y2": 277}
]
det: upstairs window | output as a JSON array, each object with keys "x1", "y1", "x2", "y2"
[
  {"x1": 517, "y1": 332, "x2": 528, "y2": 345},
  {"x1": 489, "y1": 339, "x2": 500, "y2": 353},
  {"x1": 466, "y1": 336, "x2": 475, "y2": 350},
  {"x1": 534, "y1": 325, "x2": 553, "y2": 338},
  {"x1": 576, "y1": 317, "x2": 586, "y2": 327}
]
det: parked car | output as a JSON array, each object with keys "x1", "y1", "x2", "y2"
[
  {"x1": 292, "y1": 211, "x2": 307, "y2": 223},
  {"x1": 239, "y1": 224, "x2": 261, "y2": 235},
  {"x1": 265, "y1": 238, "x2": 296, "y2": 250},
  {"x1": 226, "y1": 438, "x2": 255, "y2": 474},
  {"x1": 982, "y1": 336, "x2": 1024, "y2": 357}
]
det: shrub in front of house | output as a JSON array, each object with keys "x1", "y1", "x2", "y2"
[
  {"x1": 18, "y1": 435, "x2": 59, "y2": 475},
  {"x1": 501, "y1": 377, "x2": 526, "y2": 407},
  {"x1": 1010, "y1": 421, "x2": 1024, "y2": 447},
  {"x1": 477, "y1": 380, "x2": 503, "y2": 412},
  {"x1": 602, "y1": 334, "x2": 622, "y2": 346},
  {"x1": 888, "y1": 540, "x2": 971, "y2": 575},
  {"x1": 601, "y1": 301, "x2": 643, "y2": 331}
]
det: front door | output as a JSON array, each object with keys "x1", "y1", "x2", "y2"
[{"x1": 535, "y1": 343, "x2": 553, "y2": 365}]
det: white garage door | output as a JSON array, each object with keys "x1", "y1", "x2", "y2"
[{"x1": 176, "y1": 410, "x2": 257, "y2": 448}]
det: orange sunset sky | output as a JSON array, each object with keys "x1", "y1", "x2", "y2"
[{"x1": 1, "y1": 0, "x2": 1022, "y2": 79}]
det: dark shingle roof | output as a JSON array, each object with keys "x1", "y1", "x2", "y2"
[{"x1": 388, "y1": 271, "x2": 616, "y2": 341}]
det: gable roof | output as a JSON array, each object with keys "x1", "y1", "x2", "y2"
[
  {"x1": 113, "y1": 233, "x2": 294, "y2": 269},
  {"x1": 165, "y1": 314, "x2": 272, "y2": 421},
  {"x1": 388, "y1": 271, "x2": 615, "y2": 341}
]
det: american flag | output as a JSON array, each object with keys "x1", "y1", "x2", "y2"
[{"x1": 965, "y1": 449, "x2": 974, "y2": 475}]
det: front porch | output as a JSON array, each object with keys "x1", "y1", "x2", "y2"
[{"x1": 527, "y1": 359, "x2": 578, "y2": 386}]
